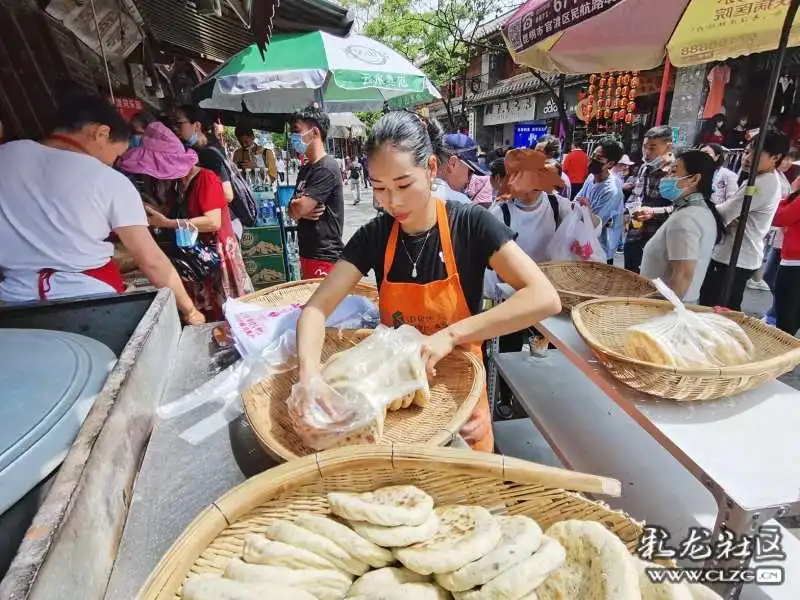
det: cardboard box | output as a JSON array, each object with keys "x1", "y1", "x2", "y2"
[
  {"x1": 240, "y1": 226, "x2": 283, "y2": 258},
  {"x1": 244, "y1": 255, "x2": 286, "y2": 290}
]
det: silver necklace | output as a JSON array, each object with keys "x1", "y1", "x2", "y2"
[{"x1": 401, "y1": 231, "x2": 432, "y2": 279}]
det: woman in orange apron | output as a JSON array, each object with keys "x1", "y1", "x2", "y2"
[{"x1": 296, "y1": 112, "x2": 561, "y2": 452}]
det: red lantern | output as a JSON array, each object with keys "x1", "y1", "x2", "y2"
[
  {"x1": 616, "y1": 75, "x2": 624, "y2": 86},
  {"x1": 628, "y1": 90, "x2": 637, "y2": 100},
  {"x1": 627, "y1": 101, "x2": 636, "y2": 112},
  {"x1": 625, "y1": 113, "x2": 634, "y2": 125},
  {"x1": 587, "y1": 94, "x2": 595, "y2": 105},
  {"x1": 603, "y1": 108, "x2": 611, "y2": 119},
  {"x1": 616, "y1": 87, "x2": 623, "y2": 97},
  {"x1": 623, "y1": 74, "x2": 631, "y2": 86},
  {"x1": 578, "y1": 90, "x2": 586, "y2": 101},
  {"x1": 631, "y1": 76, "x2": 640, "y2": 88},
  {"x1": 588, "y1": 84, "x2": 596, "y2": 95},
  {"x1": 599, "y1": 77, "x2": 607, "y2": 88},
  {"x1": 621, "y1": 86, "x2": 629, "y2": 96},
  {"x1": 598, "y1": 88, "x2": 606, "y2": 98},
  {"x1": 590, "y1": 74, "x2": 597, "y2": 84}
]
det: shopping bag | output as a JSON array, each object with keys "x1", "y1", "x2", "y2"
[{"x1": 550, "y1": 204, "x2": 606, "y2": 262}]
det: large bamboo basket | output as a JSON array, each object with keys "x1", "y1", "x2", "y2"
[
  {"x1": 240, "y1": 278, "x2": 378, "y2": 307},
  {"x1": 136, "y1": 446, "x2": 637, "y2": 600},
  {"x1": 539, "y1": 261, "x2": 658, "y2": 310},
  {"x1": 243, "y1": 328, "x2": 484, "y2": 462},
  {"x1": 572, "y1": 298, "x2": 800, "y2": 400}
]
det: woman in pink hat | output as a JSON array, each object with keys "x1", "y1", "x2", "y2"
[{"x1": 119, "y1": 122, "x2": 253, "y2": 320}]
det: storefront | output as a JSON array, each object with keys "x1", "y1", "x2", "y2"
[
  {"x1": 533, "y1": 85, "x2": 582, "y2": 132},
  {"x1": 481, "y1": 93, "x2": 538, "y2": 148}
]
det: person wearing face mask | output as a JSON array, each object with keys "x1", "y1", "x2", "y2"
[
  {"x1": 0, "y1": 95, "x2": 204, "y2": 324},
  {"x1": 433, "y1": 133, "x2": 489, "y2": 204},
  {"x1": 639, "y1": 151, "x2": 724, "y2": 302},
  {"x1": 294, "y1": 112, "x2": 561, "y2": 451},
  {"x1": 698, "y1": 131, "x2": 790, "y2": 310},
  {"x1": 575, "y1": 137, "x2": 625, "y2": 264},
  {"x1": 288, "y1": 105, "x2": 344, "y2": 279},
  {"x1": 624, "y1": 126, "x2": 675, "y2": 273}
]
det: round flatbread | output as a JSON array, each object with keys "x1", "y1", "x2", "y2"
[
  {"x1": 263, "y1": 519, "x2": 368, "y2": 575},
  {"x1": 394, "y1": 506, "x2": 502, "y2": 575},
  {"x1": 350, "y1": 510, "x2": 440, "y2": 548},
  {"x1": 223, "y1": 557, "x2": 351, "y2": 600},
  {"x1": 435, "y1": 516, "x2": 543, "y2": 592},
  {"x1": 349, "y1": 567, "x2": 431, "y2": 597},
  {"x1": 348, "y1": 582, "x2": 451, "y2": 600},
  {"x1": 637, "y1": 560, "x2": 693, "y2": 600},
  {"x1": 181, "y1": 573, "x2": 317, "y2": 600},
  {"x1": 536, "y1": 520, "x2": 640, "y2": 600},
  {"x1": 242, "y1": 534, "x2": 338, "y2": 571},
  {"x1": 453, "y1": 536, "x2": 565, "y2": 600},
  {"x1": 293, "y1": 514, "x2": 394, "y2": 567},
  {"x1": 328, "y1": 485, "x2": 434, "y2": 527}
]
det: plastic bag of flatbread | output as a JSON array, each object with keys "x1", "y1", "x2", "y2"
[
  {"x1": 288, "y1": 325, "x2": 430, "y2": 450},
  {"x1": 623, "y1": 278, "x2": 753, "y2": 369}
]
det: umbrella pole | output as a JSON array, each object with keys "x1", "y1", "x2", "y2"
[
  {"x1": 655, "y1": 58, "x2": 671, "y2": 126},
  {"x1": 721, "y1": 0, "x2": 800, "y2": 307}
]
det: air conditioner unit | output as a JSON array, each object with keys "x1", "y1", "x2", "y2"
[{"x1": 195, "y1": 0, "x2": 222, "y2": 17}]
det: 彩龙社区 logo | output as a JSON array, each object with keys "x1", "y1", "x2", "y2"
[{"x1": 345, "y1": 45, "x2": 388, "y2": 66}]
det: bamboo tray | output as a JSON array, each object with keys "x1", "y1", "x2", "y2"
[
  {"x1": 243, "y1": 329, "x2": 484, "y2": 462},
  {"x1": 240, "y1": 278, "x2": 378, "y2": 307},
  {"x1": 136, "y1": 446, "x2": 634, "y2": 600},
  {"x1": 539, "y1": 261, "x2": 657, "y2": 310},
  {"x1": 572, "y1": 298, "x2": 800, "y2": 400}
]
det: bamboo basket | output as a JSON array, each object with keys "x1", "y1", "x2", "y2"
[
  {"x1": 539, "y1": 261, "x2": 657, "y2": 310},
  {"x1": 240, "y1": 278, "x2": 378, "y2": 307},
  {"x1": 243, "y1": 329, "x2": 484, "y2": 462},
  {"x1": 136, "y1": 446, "x2": 639, "y2": 600},
  {"x1": 572, "y1": 298, "x2": 800, "y2": 400}
]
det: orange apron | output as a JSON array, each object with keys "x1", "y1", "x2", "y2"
[{"x1": 378, "y1": 199, "x2": 493, "y2": 452}]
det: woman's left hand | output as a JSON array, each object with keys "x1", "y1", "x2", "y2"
[
  {"x1": 420, "y1": 330, "x2": 456, "y2": 378},
  {"x1": 144, "y1": 204, "x2": 172, "y2": 228}
]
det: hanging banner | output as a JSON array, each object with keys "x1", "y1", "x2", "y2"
[
  {"x1": 47, "y1": 0, "x2": 143, "y2": 60},
  {"x1": 503, "y1": 0, "x2": 625, "y2": 53}
]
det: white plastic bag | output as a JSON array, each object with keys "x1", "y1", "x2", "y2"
[
  {"x1": 287, "y1": 324, "x2": 430, "y2": 450},
  {"x1": 624, "y1": 279, "x2": 754, "y2": 368},
  {"x1": 550, "y1": 204, "x2": 606, "y2": 262}
]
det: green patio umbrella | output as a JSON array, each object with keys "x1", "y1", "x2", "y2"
[{"x1": 193, "y1": 32, "x2": 441, "y2": 113}]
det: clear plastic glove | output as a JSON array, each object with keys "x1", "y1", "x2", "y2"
[{"x1": 421, "y1": 330, "x2": 456, "y2": 378}]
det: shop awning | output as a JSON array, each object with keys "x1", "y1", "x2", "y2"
[
  {"x1": 329, "y1": 113, "x2": 366, "y2": 138},
  {"x1": 467, "y1": 73, "x2": 584, "y2": 106},
  {"x1": 134, "y1": 0, "x2": 354, "y2": 63}
]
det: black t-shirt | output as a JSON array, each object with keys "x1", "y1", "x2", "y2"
[
  {"x1": 295, "y1": 154, "x2": 345, "y2": 262},
  {"x1": 196, "y1": 146, "x2": 231, "y2": 183},
  {"x1": 342, "y1": 201, "x2": 515, "y2": 315}
]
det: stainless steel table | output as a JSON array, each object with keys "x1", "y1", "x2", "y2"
[{"x1": 489, "y1": 308, "x2": 800, "y2": 599}]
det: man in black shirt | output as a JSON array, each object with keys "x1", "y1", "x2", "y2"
[{"x1": 288, "y1": 105, "x2": 344, "y2": 278}]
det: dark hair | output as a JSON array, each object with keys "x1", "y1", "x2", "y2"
[
  {"x1": 702, "y1": 142, "x2": 726, "y2": 168},
  {"x1": 548, "y1": 158, "x2": 563, "y2": 177},
  {"x1": 490, "y1": 157, "x2": 506, "y2": 178},
  {"x1": 535, "y1": 134, "x2": 561, "y2": 158},
  {"x1": 677, "y1": 149, "x2": 725, "y2": 244},
  {"x1": 176, "y1": 104, "x2": 223, "y2": 148},
  {"x1": 787, "y1": 148, "x2": 800, "y2": 161},
  {"x1": 597, "y1": 136, "x2": 624, "y2": 163},
  {"x1": 235, "y1": 125, "x2": 254, "y2": 138},
  {"x1": 711, "y1": 113, "x2": 726, "y2": 126},
  {"x1": 751, "y1": 130, "x2": 790, "y2": 165},
  {"x1": 53, "y1": 95, "x2": 129, "y2": 142},
  {"x1": 292, "y1": 105, "x2": 330, "y2": 141},
  {"x1": 130, "y1": 111, "x2": 157, "y2": 131},
  {"x1": 644, "y1": 125, "x2": 672, "y2": 142},
  {"x1": 365, "y1": 110, "x2": 443, "y2": 167}
]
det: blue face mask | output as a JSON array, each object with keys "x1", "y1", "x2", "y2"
[
  {"x1": 291, "y1": 132, "x2": 309, "y2": 155},
  {"x1": 185, "y1": 133, "x2": 198, "y2": 147},
  {"x1": 129, "y1": 134, "x2": 142, "y2": 148},
  {"x1": 658, "y1": 175, "x2": 688, "y2": 202}
]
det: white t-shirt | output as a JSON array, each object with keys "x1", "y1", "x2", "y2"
[
  {"x1": 710, "y1": 167, "x2": 739, "y2": 205},
  {"x1": 483, "y1": 194, "x2": 571, "y2": 300},
  {"x1": 641, "y1": 203, "x2": 718, "y2": 302},
  {"x1": 0, "y1": 140, "x2": 146, "y2": 302},
  {"x1": 433, "y1": 178, "x2": 471, "y2": 204},
  {"x1": 712, "y1": 170, "x2": 782, "y2": 270}
]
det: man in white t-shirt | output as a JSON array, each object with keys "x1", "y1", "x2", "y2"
[
  {"x1": 699, "y1": 131, "x2": 790, "y2": 310},
  {"x1": 0, "y1": 95, "x2": 203, "y2": 323}
]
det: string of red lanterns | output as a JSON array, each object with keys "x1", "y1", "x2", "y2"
[{"x1": 577, "y1": 70, "x2": 639, "y2": 128}]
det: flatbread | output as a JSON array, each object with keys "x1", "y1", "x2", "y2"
[
  {"x1": 242, "y1": 534, "x2": 339, "y2": 570},
  {"x1": 181, "y1": 573, "x2": 317, "y2": 600},
  {"x1": 328, "y1": 485, "x2": 435, "y2": 527},
  {"x1": 224, "y1": 557, "x2": 352, "y2": 600},
  {"x1": 294, "y1": 514, "x2": 394, "y2": 567},
  {"x1": 436, "y1": 516, "x2": 543, "y2": 592},
  {"x1": 348, "y1": 582, "x2": 451, "y2": 600},
  {"x1": 453, "y1": 536, "x2": 565, "y2": 600},
  {"x1": 264, "y1": 519, "x2": 369, "y2": 575},
  {"x1": 351, "y1": 510, "x2": 440, "y2": 548},
  {"x1": 638, "y1": 560, "x2": 693, "y2": 600},
  {"x1": 348, "y1": 567, "x2": 431, "y2": 597},
  {"x1": 394, "y1": 506, "x2": 502, "y2": 575},
  {"x1": 536, "y1": 520, "x2": 640, "y2": 600}
]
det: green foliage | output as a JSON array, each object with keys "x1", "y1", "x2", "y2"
[{"x1": 354, "y1": 111, "x2": 382, "y2": 132}]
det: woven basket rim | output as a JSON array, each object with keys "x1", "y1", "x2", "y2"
[
  {"x1": 135, "y1": 446, "x2": 626, "y2": 600},
  {"x1": 239, "y1": 278, "x2": 379, "y2": 305},
  {"x1": 572, "y1": 297, "x2": 800, "y2": 377},
  {"x1": 243, "y1": 329, "x2": 485, "y2": 461},
  {"x1": 539, "y1": 261, "x2": 659, "y2": 301}
]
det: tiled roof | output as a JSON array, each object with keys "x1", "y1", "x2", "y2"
[{"x1": 467, "y1": 73, "x2": 585, "y2": 105}]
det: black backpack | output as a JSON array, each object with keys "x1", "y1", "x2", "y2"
[
  {"x1": 208, "y1": 146, "x2": 258, "y2": 227},
  {"x1": 501, "y1": 194, "x2": 561, "y2": 228}
]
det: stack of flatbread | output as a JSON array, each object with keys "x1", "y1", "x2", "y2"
[{"x1": 180, "y1": 485, "x2": 722, "y2": 600}]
